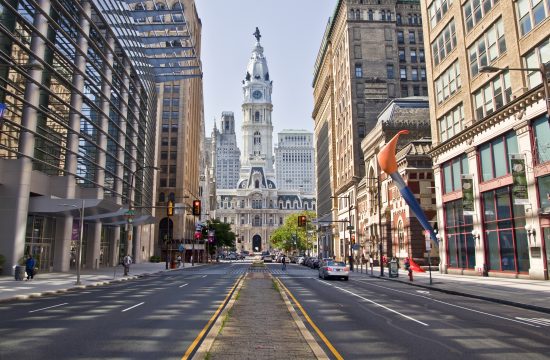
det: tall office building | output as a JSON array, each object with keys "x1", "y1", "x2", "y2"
[
  {"x1": 212, "y1": 112, "x2": 241, "y2": 189},
  {"x1": 420, "y1": 0, "x2": 550, "y2": 279},
  {"x1": 214, "y1": 29, "x2": 316, "y2": 253},
  {"x1": 0, "y1": 0, "x2": 169, "y2": 274},
  {"x1": 275, "y1": 130, "x2": 315, "y2": 194},
  {"x1": 312, "y1": 0, "x2": 427, "y2": 261}
]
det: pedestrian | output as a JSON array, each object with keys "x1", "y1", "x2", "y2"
[
  {"x1": 25, "y1": 254, "x2": 36, "y2": 280},
  {"x1": 177, "y1": 255, "x2": 182, "y2": 268},
  {"x1": 404, "y1": 257, "x2": 410, "y2": 270},
  {"x1": 281, "y1": 254, "x2": 286, "y2": 270},
  {"x1": 123, "y1": 254, "x2": 132, "y2": 276},
  {"x1": 369, "y1": 255, "x2": 374, "y2": 276}
]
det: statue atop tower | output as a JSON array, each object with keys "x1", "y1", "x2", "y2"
[{"x1": 253, "y1": 27, "x2": 261, "y2": 42}]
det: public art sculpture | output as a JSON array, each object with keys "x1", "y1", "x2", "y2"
[{"x1": 377, "y1": 130, "x2": 438, "y2": 244}]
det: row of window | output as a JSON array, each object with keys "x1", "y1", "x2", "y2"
[
  {"x1": 349, "y1": 9, "x2": 422, "y2": 25},
  {"x1": 468, "y1": 18, "x2": 506, "y2": 77},
  {"x1": 397, "y1": 30, "x2": 423, "y2": 45},
  {"x1": 429, "y1": 0, "x2": 453, "y2": 28},
  {"x1": 398, "y1": 48, "x2": 425, "y2": 63},
  {"x1": 432, "y1": 20, "x2": 457, "y2": 66}
]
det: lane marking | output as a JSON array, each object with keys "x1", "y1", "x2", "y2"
[
  {"x1": 318, "y1": 280, "x2": 429, "y2": 326},
  {"x1": 29, "y1": 303, "x2": 68, "y2": 313},
  {"x1": 354, "y1": 279, "x2": 539, "y2": 327},
  {"x1": 179, "y1": 283, "x2": 189, "y2": 288},
  {"x1": 277, "y1": 278, "x2": 344, "y2": 360},
  {"x1": 122, "y1": 302, "x2": 144, "y2": 312},
  {"x1": 181, "y1": 275, "x2": 244, "y2": 360},
  {"x1": 516, "y1": 317, "x2": 550, "y2": 326},
  {"x1": 201, "y1": 275, "x2": 207, "y2": 278}
]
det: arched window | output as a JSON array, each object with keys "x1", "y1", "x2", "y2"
[
  {"x1": 154, "y1": 2, "x2": 166, "y2": 22},
  {"x1": 255, "y1": 180, "x2": 260, "y2": 188},
  {"x1": 414, "y1": 14, "x2": 419, "y2": 24},
  {"x1": 368, "y1": 9, "x2": 374, "y2": 20},
  {"x1": 254, "y1": 111, "x2": 260, "y2": 122},
  {"x1": 254, "y1": 131, "x2": 261, "y2": 145},
  {"x1": 381, "y1": 10, "x2": 386, "y2": 21},
  {"x1": 355, "y1": 9, "x2": 361, "y2": 19},
  {"x1": 159, "y1": 192, "x2": 165, "y2": 202},
  {"x1": 408, "y1": 14, "x2": 413, "y2": 25},
  {"x1": 169, "y1": 192, "x2": 175, "y2": 202},
  {"x1": 387, "y1": 11, "x2": 392, "y2": 21},
  {"x1": 396, "y1": 13, "x2": 402, "y2": 25},
  {"x1": 398, "y1": 220, "x2": 405, "y2": 251}
]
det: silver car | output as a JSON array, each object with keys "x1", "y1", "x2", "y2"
[{"x1": 318, "y1": 260, "x2": 349, "y2": 280}]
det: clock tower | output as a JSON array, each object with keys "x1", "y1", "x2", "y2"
[{"x1": 241, "y1": 27, "x2": 274, "y2": 172}]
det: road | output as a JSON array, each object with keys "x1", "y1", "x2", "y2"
[
  {"x1": 1, "y1": 262, "x2": 549, "y2": 360},
  {"x1": 274, "y1": 263, "x2": 550, "y2": 360}
]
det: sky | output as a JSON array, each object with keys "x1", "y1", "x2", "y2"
[{"x1": 195, "y1": 0, "x2": 338, "y2": 148}]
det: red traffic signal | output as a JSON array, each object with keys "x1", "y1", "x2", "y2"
[
  {"x1": 167, "y1": 200, "x2": 174, "y2": 217},
  {"x1": 192, "y1": 200, "x2": 201, "y2": 216},
  {"x1": 298, "y1": 215, "x2": 307, "y2": 227}
]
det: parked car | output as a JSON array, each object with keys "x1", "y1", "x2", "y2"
[
  {"x1": 297, "y1": 256, "x2": 305, "y2": 265},
  {"x1": 318, "y1": 260, "x2": 349, "y2": 280},
  {"x1": 262, "y1": 255, "x2": 273, "y2": 263},
  {"x1": 226, "y1": 253, "x2": 238, "y2": 260}
]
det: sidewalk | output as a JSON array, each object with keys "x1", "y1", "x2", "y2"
[
  {"x1": 0, "y1": 262, "x2": 193, "y2": 302},
  {"x1": 351, "y1": 264, "x2": 550, "y2": 313},
  {"x1": 204, "y1": 272, "x2": 324, "y2": 360}
]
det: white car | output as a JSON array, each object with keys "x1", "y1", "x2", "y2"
[
  {"x1": 318, "y1": 260, "x2": 349, "y2": 280},
  {"x1": 297, "y1": 256, "x2": 305, "y2": 264}
]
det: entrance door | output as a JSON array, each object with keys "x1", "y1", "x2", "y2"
[
  {"x1": 252, "y1": 235, "x2": 262, "y2": 252},
  {"x1": 544, "y1": 228, "x2": 550, "y2": 278}
]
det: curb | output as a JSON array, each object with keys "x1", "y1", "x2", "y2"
[
  {"x1": 275, "y1": 277, "x2": 329, "y2": 360},
  {"x1": 367, "y1": 273, "x2": 550, "y2": 315},
  {"x1": 191, "y1": 274, "x2": 245, "y2": 360}
]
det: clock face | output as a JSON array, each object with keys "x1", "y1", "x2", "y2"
[{"x1": 252, "y1": 90, "x2": 262, "y2": 99}]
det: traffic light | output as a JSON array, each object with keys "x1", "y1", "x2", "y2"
[
  {"x1": 167, "y1": 200, "x2": 174, "y2": 217},
  {"x1": 192, "y1": 199, "x2": 201, "y2": 216},
  {"x1": 298, "y1": 215, "x2": 306, "y2": 227}
]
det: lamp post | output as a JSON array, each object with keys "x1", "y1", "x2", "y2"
[
  {"x1": 127, "y1": 165, "x2": 158, "y2": 263},
  {"x1": 480, "y1": 65, "x2": 550, "y2": 124},
  {"x1": 59, "y1": 200, "x2": 85, "y2": 285}
]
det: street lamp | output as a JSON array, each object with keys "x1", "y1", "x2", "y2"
[
  {"x1": 479, "y1": 64, "x2": 550, "y2": 123},
  {"x1": 59, "y1": 200, "x2": 85, "y2": 285},
  {"x1": 127, "y1": 165, "x2": 158, "y2": 263}
]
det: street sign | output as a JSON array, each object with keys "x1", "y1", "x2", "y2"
[
  {"x1": 347, "y1": 225, "x2": 354, "y2": 230},
  {"x1": 352, "y1": 244, "x2": 360, "y2": 251},
  {"x1": 178, "y1": 244, "x2": 184, "y2": 252}
]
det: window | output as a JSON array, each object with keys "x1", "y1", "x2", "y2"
[
  {"x1": 158, "y1": 192, "x2": 165, "y2": 202},
  {"x1": 354, "y1": 45, "x2": 362, "y2": 59},
  {"x1": 161, "y1": 137, "x2": 168, "y2": 146},
  {"x1": 254, "y1": 131, "x2": 261, "y2": 145},
  {"x1": 533, "y1": 115, "x2": 550, "y2": 164},
  {"x1": 420, "y1": 68, "x2": 427, "y2": 80},
  {"x1": 254, "y1": 111, "x2": 260, "y2": 122},
  {"x1": 523, "y1": 37, "x2": 550, "y2": 88},
  {"x1": 161, "y1": 151, "x2": 168, "y2": 160},
  {"x1": 482, "y1": 187, "x2": 529, "y2": 272},
  {"x1": 387, "y1": 64, "x2": 394, "y2": 79},
  {"x1": 398, "y1": 221, "x2": 405, "y2": 251},
  {"x1": 170, "y1": 151, "x2": 177, "y2": 160},
  {"x1": 368, "y1": 9, "x2": 374, "y2": 20},
  {"x1": 409, "y1": 31, "x2": 416, "y2": 44},
  {"x1": 400, "y1": 67, "x2": 407, "y2": 80},
  {"x1": 438, "y1": 104, "x2": 464, "y2": 142},
  {"x1": 468, "y1": 18, "x2": 506, "y2": 77},
  {"x1": 397, "y1": 31, "x2": 404, "y2": 44},
  {"x1": 381, "y1": 10, "x2": 386, "y2": 21},
  {"x1": 355, "y1": 64, "x2": 363, "y2": 78},
  {"x1": 444, "y1": 200, "x2": 475, "y2": 269},
  {"x1": 413, "y1": 85, "x2": 420, "y2": 95},
  {"x1": 473, "y1": 71, "x2": 511, "y2": 120},
  {"x1": 399, "y1": 49, "x2": 406, "y2": 62},
  {"x1": 431, "y1": 20, "x2": 457, "y2": 65},
  {"x1": 397, "y1": 13, "x2": 402, "y2": 24},
  {"x1": 401, "y1": 85, "x2": 409, "y2": 96},
  {"x1": 419, "y1": 49, "x2": 425, "y2": 62},
  {"x1": 411, "y1": 68, "x2": 418, "y2": 81},
  {"x1": 464, "y1": 0, "x2": 499, "y2": 32},
  {"x1": 435, "y1": 61, "x2": 461, "y2": 104},
  {"x1": 479, "y1": 132, "x2": 518, "y2": 181},
  {"x1": 442, "y1": 154, "x2": 469, "y2": 193},
  {"x1": 410, "y1": 50, "x2": 417, "y2": 63},
  {"x1": 517, "y1": 0, "x2": 550, "y2": 36}
]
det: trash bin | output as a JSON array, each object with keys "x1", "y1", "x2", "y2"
[
  {"x1": 14, "y1": 265, "x2": 25, "y2": 281},
  {"x1": 389, "y1": 260, "x2": 399, "y2": 278}
]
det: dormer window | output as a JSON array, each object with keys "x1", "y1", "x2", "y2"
[{"x1": 255, "y1": 180, "x2": 260, "y2": 188}]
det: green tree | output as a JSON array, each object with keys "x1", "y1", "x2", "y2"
[
  {"x1": 270, "y1": 211, "x2": 316, "y2": 253},
  {"x1": 204, "y1": 219, "x2": 236, "y2": 255}
]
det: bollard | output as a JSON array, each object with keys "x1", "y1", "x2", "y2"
[{"x1": 408, "y1": 268, "x2": 413, "y2": 281}]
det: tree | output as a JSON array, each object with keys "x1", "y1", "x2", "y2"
[
  {"x1": 270, "y1": 211, "x2": 316, "y2": 253},
  {"x1": 204, "y1": 219, "x2": 236, "y2": 255}
]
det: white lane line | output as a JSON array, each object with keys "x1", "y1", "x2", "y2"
[
  {"x1": 179, "y1": 283, "x2": 188, "y2": 288},
  {"x1": 29, "y1": 303, "x2": 68, "y2": 313},
  {"x1": 355, "y1": 279, "x2": 540, "y2": 328},
  {"x1": 201, "y1": 275, "x2": 207, "y2": 278},
  {"x1": 318, "y1": 280, "x2": 429, "y2": 326},
  {"x1": 122, "y1": 302, "x2": 144, "y2": 312}
]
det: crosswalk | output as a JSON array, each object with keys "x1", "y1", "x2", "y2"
[{"x1": 515, "y1": 317, "x2": 550, "y2": 326}]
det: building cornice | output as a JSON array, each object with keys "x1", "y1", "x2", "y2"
[{"x1": 429, "y1": 86, "x2": 545, "y2": 159}]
